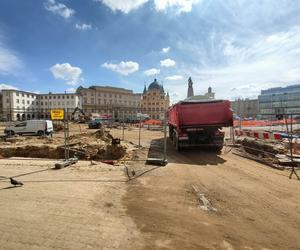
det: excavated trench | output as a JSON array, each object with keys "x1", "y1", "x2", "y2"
[{"x1": 0, "y1": 129, "x2": 127, "y2": 160}]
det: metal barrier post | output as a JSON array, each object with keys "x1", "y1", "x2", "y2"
[
  {"x1": 288, "y1": 113, "x2": 300, "y2": 180},
  {"x1": 163, "y1": 110, "x2": 167, "y2": 164},
  {"x1": 138, "y1": 115, "x2": 141, "y2": 148},
  {"x1": 122, "y1": 110, "x2": 125, "y2": 141},
  {"x1": 64, "y1": 108, "x2": 67, "y2": 160}
]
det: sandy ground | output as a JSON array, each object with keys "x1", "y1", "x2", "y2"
[
  {"x1": 124, "y1": 142, "x2": 300, "y2": 250},
  {"x1": 0, "y1": 159, "x2": 143, "y2": 249},
  {"x1": 0, "y1": 124, "x2": 300, "y2": 249}
]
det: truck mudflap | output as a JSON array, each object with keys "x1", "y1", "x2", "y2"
[
  {"x1": 178, "y1": 142, "x2": 224, "y2": 154},
  {"x1": 178, "y1": 143, "x2": 223, "y2": 148}
]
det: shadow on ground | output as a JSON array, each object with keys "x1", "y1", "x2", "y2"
[{"x1": 148, "y1": 137, "x2": 226, "y2": 166}]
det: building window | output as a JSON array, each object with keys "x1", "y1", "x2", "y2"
[
  {"x1": 27, "y1": 100, "x2": 29, "y2": 104},
  {"x1": 16, "y1": 92, "x2": 19, "y2": 96},
  {"x1": 16, "y1": 99, "x2": 19, "y2": 103},
  {"x1": 67, "y1": 96, "x2": 69, "y2": 99},
  {"x1": 41, "y1": 96, "x2": 43, "y2": 99},
  {"x1": 53, "y1": 96, "x2": 56, "y2": 99},
  {"x1": 71, "y1": 96, "x2": 74, "y2": 99},
  {"x1": 22, "y1": 100, "x2": 25, "y2": 104},
  {"x1": 49, "y1": 96, "x2": 52, "y2": 99},
  {"x1": 62, "y1": 96, "x2": 65, "y2": 99},
  {"x1": 22, "y1": 93, "x2": 24, "y2": 97},
  {"x1": 45, "y1": 96, "x2": 47, "y2": 99}
]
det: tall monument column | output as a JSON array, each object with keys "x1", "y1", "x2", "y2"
[{"x1": 187, "y1": 77, "x2": 194, "y2": 98}]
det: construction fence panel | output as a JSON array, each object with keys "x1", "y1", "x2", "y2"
[{"x1": 0, "y1": 107, "x2": 168, "y2": 163}]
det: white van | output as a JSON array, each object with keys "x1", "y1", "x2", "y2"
[{"x1": 4, "y1": 120, "x2": 53, "y2": 136}]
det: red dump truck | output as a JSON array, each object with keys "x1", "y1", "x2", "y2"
[{"x1": 168, "y1": 99, "x2": 233, "y2": 151}]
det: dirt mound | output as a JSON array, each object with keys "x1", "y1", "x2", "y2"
[
  {"x1": 53, "y1": 123, "x2": 64, "y2": 132},
  {"x1": 0, "y1": 144, "x2": 127, "y2": 160},
  {"x1": 0, "y1": 145, "x2": 64, "y2": 159},
  {"x1": 0, "y1": 129, "x2": 127, "y2": 161}
]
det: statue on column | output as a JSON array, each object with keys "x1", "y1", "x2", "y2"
[{"x1": 187, "y1": 77, "x2": 194, "y2": 98}]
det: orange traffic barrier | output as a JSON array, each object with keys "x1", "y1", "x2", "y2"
[{"x1": 233, "y1": 119, "x2": 297, "y2": 127}]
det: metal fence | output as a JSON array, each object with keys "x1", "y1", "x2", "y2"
[
  {"x1": 0, "y1": 107, "x2": 168, "y2": 165},
  {"x1": 231, "y1": 113, "x2": 300, "y2": 180}
]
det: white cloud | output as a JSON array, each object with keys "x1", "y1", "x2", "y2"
[
  {"x1": 102, "y1": 61, "x2": 139, "y2": 75},
  {"x1": 169, "y1": 26, "x2": 300, "y2": 101},
  {"x1": 144, "y1": 68, "x2": 160, "y2": 76},
  {"x1": 160, "y1": 58, "x2": 176, "y2": 67},
  {"x1": 0, "y1": 41, "x2": 22, "y2": 75},
  {"x1": 165, "y1": 75, "x2": 182, "y2": 80},
  {"x1": 162, "y1": 47, "x2": 170, "y2": 53},
  {"x1": 50, "y1": 63, "x2": 83, "y2": 85},
  {"x1": 96, "y1": 0, "x2": 199, "y2": 13},
  {"x1": 44, "y1": 0, "x2": 75, "y2": 19},
  {"x1": 66, "y1": 87, "x2": 76, "y2": 93},
  {"x1": 97, "y1": 0, "x2": 148, "y2": 14},
  {"x1": 0, "y1": 83, "x2": 18, "y2": 90},
  {"x1": 154, "y1": 0, "x2": 200, "y2": 13},
  {"x1": 75, "y1": 23, "x2": 92, "y2": 31}
]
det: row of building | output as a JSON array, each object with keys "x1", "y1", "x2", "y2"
[
  {"x1": 231, "y1": 84, "x2": 300, "y2": 119},
  {"x1": 1, "y1": 79, "x2": 299, "y2": 122},
  {"x1": 0, "y1": 79, "x2": 170, "y2": 121}
]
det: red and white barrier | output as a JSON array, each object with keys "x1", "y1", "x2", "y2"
[{"x1": 235, "y1": 129, "x2": 283, "y2": 141}]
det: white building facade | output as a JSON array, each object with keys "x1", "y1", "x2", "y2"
[{"x1": 1, "y1": 89, "x2": 82, "y2": 121}]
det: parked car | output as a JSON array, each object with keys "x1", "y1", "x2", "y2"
[
  {"x1": 4, "y1": 120, "x2": 53, "y2": 136},
  {"x1": 88, "y1": 119, "x2": 102, "y2": 129}
]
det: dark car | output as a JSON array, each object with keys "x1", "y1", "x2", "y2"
[{"x1": 88, "y1": 119, "x2": 102, "y2": 129}]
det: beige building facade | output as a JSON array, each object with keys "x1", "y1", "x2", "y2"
[
  {"x1": 141, "y1": 79, "x2": 170, "y2": 120},
  {"x1": 231, "y1": 98, "x2": 259, "y2": 118},
  {"x1": 76, "y1": 85, "x2": 142, "y2": 121}
]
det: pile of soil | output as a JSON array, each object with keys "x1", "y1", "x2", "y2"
[
  {"x1": 53, "y1": 123, "x2": 64, "y2": 132},
  {"x1": 0, "y1": 129, "x2": 127, "y2": 161}
]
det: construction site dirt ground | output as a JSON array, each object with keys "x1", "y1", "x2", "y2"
[{"x1": 0, "y1": 125, "x2": 300, "y2": 249}]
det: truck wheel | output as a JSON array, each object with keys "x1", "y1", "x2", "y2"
[
  {"x1": 174, "y1": 134, "x2": 181, "y2": 152},
  {"x1": 37, "y1": 130, "x2": 44, "y2": 136},
  {"x1": 6, "y1": 130, "x2": 14, "y2": 136},
  {"x1": 169, "y1": 126, "x2": 173, "y2": 140},
  {"x1": 215, "y1": 146, "x2": 223, "y2": 154}
]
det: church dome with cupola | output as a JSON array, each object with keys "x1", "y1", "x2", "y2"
[{"x1": 148, "y1": 79, "x2": 164, "y2": 92}]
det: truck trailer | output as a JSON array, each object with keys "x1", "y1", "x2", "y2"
[{"x1": 168, "y1": 99, "x2": 233, "y2": 152}]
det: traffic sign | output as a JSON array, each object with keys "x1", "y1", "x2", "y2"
[{"x1": 51, "y1": 109, "x2": 64, "y2": 120}]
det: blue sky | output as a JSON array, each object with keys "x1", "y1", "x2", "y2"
[{"x1": 1, "y1": 0, "x2": 300, "y2": 101}]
